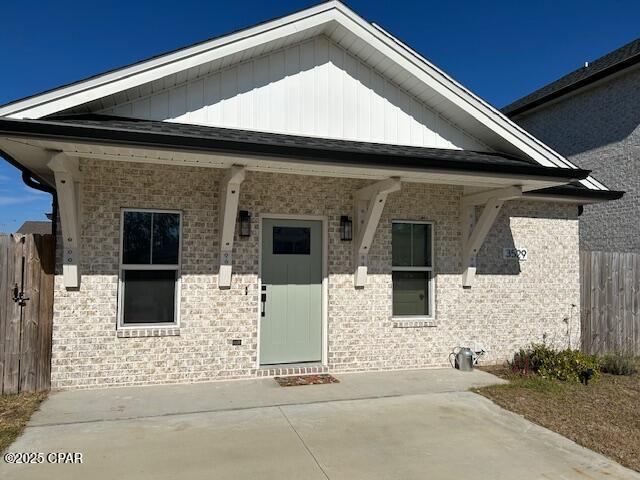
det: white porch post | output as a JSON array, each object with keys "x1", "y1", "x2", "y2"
[
  {"x1": 460, "y1": 203, "x2": 477, "y2": 287},
  {"x1": 461, "y1": 186, "x2": 522, "y2": 287},
  {"x1": 47, "y1": 153, "x2": 82, "y2": 288},
  {"x1": 218, "y1": 166, "x2": 245, "y2": 289},
  {"x1": 353, "y1": 177, "x2": 401, "y2": 288}
]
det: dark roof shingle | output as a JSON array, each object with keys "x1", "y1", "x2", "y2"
[
  {"x1": 503, "y1": 38, "x2": 640, "y2": 116},
  {"x1": 0, "y1": 114, "x2": 591, "y2": 181}
]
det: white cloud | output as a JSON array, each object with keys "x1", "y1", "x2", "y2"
[
  {"x1": 0, "y1": 195, "x2": 47, "y2": 206},
  {"x1": 22, "y1": 185, "x2": 49, "y2": 196}
]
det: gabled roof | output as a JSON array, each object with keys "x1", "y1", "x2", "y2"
[
  {"x1": 0, "y1": 1, "x2": 610, "y2": 192},
  {"x1": 503, "y1": 37, "x2": 640, "y2": 116}
]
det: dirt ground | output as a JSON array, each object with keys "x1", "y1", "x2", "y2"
[
  {"x1": 475, "y1": 365, "x2": 640, "y2": 472},
  {"x1": 0, "y1": 392, "x2": 47, "y2": 453}
]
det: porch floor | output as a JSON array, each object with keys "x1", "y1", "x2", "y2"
[{"x1": 28, "y1": 368, "x2": 502, "y2": 426}]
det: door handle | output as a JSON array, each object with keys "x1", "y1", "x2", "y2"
[{"x1": 261, "y1": 285, "x2": 266, "y2": 317}]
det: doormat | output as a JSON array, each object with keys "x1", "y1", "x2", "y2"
[{"x1": 274, "y1": 374, "x2": 340, "y2": 387}]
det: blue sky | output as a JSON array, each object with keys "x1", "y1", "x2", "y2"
[{"x1": 1, "y1": 0, "x2": 638, "y2": 232}]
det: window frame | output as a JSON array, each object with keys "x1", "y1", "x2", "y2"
[
  {"x1": 117, "y1": 208, "x2": 182, "y2": 329},
  {"x1": 391, "y1": 220, "x2": 435, "y2": 320}
]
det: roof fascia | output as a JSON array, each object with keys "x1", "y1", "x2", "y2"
[{"x1": 523, "y1": 185, "x2": 624, "y2": 202}]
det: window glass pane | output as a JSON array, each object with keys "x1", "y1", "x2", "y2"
[
  {"x1": 392, "y1": 271, "x2": 429, "y2": 316},
  {"x1": 392, "y1": 223, "x2": 412, "y2": 266},
  {"x1": 412, "y1": 224, "x2": 432, "y2": 267},
  {"x1": 273, "y1": 227, "x2": 310, "y2": 255},
  {"x1": 122, "y1": 270, "x2": 176, "y2": 324},
  {"x1": 123, "y1": 212, "x2": 151, "y2": 264},
  {"x1": 152, "y1": 213, "x2": 180, "y2": 265}
]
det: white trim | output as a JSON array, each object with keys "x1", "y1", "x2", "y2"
[
  {"x1": 367, "y1": 19, "x2": 605, "y2": 190},
  {"x1": 0, "y1": 1, "x2": 606, "y2": 191},
  {"x1": 391, "y1": 316, "x2": 434, "y2": 321},
  {"x1": 218, "y1": 166, "x2": 246, "y2": 288},
  {"x1": 354, "y1": 178, "x2": 402, "y2": 287},
  {"x1": 391, "y1": 220, "x2": 435, "y2": 320},
  {"x1": 461, "y1": 198, "x2": 503, "y2": 287},
  {"x1": 257, "y1": 214, "x2": 329, "y2": 369},
  {"x1": 117, "y1": 208, "x2": 182, "y2": 329},
  {"x1": 48, "y1": 153, "x2": 82, "y2": 288},
  {"x1": 460, "y1": 187, "x2": 527, "y2": 287},
  {"x1": 40, "y1": 139, "x2": 580, "y2": 191},
  {"x1": 0, "y1": 3, "x2": 337, "y2": 118},
  {"x1": 462, "y1": 186, "x2": 522, "y2": 207}
]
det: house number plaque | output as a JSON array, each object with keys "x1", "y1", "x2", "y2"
[{"x1": 503, "y1": 248, "x2": 528, "y2": 261}]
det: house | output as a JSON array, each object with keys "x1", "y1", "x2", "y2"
[
  {"x1": 503, "y1": 38, "x2": 639, "y2": 253},
  {"x1": 16, "y1": 220, "x2": 52, "y2": 235},
  {"x1": 0, "y1": 1, "x2": 623, "y2": 389}
]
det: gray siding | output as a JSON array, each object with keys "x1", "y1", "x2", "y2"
[{"x1": 512, "y1": 66, "x2": 640, "y2": 253}]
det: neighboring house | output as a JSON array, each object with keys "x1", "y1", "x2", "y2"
[
  {"x1": 16, "y1": 220, "x2": 52, "y2": 235},
  {"x1": 0, "y1": 1, "x2": 622, "y2": 389},
  {"x1": 503, "y1": 38, "x2": 639, "y2": 252}
]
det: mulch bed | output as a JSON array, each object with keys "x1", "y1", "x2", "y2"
[
  {"x1": 274, "y1": 374, "x2": 340, "y2": 387},
  {"x1": 475, "y1": 364, "x2": 640, "y2": 472}
]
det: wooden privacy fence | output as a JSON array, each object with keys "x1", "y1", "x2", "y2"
[
  {"x1": 0, "y1": 234, "x2": 55, "y2": 393},
  {"x1": 580, "y1": 251, "x2": 640, "y2": 355}
]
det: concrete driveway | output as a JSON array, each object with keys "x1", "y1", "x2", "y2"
[{"x1": 2, "y1": 369, "x2": 638, "y2": 480}]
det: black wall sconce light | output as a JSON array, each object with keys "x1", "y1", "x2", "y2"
[
  {"x1": 239, "y1": 210, "x2": 251, "y2": 237},
  {"x1": 340, "y1": 215, "x2": 353, "y2": 241}
]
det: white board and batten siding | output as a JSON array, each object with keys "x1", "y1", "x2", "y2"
[{"x1": 101, "y1": 36, "x2": 488, "y2": 151}]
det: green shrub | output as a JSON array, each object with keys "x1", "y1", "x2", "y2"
[
  {"x1": 529, "y1": 344, "x2": 557, "y2": 372},
  {"x1": 600, "y1": 353, "x2": 637, "y2": 376},
  {"x1": 508, "y1": 344, "x2": 600, "y2": 384},
  {"x1": 537, "y1": 348, "x2": 600, "y2": 383}
]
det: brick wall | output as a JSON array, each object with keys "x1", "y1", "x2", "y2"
[
  {"x1": 512, "y1": 66, "x2": 640, "y2": 253},
  {"x1": 51, "y1": 159, "x2": 580, "y2": 388}
]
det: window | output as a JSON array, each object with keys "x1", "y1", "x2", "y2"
[
  {"x1": 273, "y1": 227, "x2": 311, "y2": 255},
  {"x1": 392, "y1": 221, "x2": 433, "y2": 317},
  {"x1": 119, "y1": 210, "x2": 181, "y2": 327}
]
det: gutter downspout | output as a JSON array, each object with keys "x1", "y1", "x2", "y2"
[{"x1": 0, "y1": 148, "x2": 58, "y2": 240}]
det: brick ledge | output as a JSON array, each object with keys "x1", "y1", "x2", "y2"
[
  {"x1": 117, "y1": 327, "x2": 180, "y2": 338},
  {"x1": 392, "y1": 320, "x2": 437, "y2": 328},
  {"x1": 256, "y1": 364, "x2": 328, "y2": 377}
]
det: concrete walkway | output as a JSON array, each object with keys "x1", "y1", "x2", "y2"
[{"x1": 2, "y1": 369, "x2": 638, "y2": 480}]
